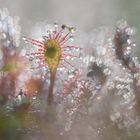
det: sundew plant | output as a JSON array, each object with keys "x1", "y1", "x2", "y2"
[{"x1": 0, "y1": 7, "x2": 140, "y2": 140}]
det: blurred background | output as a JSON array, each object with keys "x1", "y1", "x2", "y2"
[{"x1": 0, "y1": 0, "x2": 140, "y2": 53}]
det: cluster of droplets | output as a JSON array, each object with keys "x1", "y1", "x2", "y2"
[
  {"x1": 0, "y1": 8, "x2": 26, "y2": 106},
  {"x1": 0, "y1": 8, "x2": 21, "y2": 71},
  {"x1": 107, "y1": 20, "x2": 140, "y2": 130},
  {"x1": 0, "y1": 8, "x2": 20, "y2": 48},
  {"x1": 57, "y1": 80, "x2": 95, "y2": 132},
  {"x1": 56, "y1": 64, "x2": 103, "y2": 133},
  {"x1": 59, "y1": 20, "x2": 140, "y2": 139},
  {"x1": 114, "y1": 20, "x2": 138, "y2": 71}
]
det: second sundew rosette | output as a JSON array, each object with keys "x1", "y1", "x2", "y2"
[{"x1": 23, "y1": 23, "x2": 81, "y2": 105}]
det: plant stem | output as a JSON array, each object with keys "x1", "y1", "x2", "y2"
[{"x1": 47, "y1": 70, "x2": 56, "y2": 105}]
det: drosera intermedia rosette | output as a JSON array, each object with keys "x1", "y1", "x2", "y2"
[{"x1": 23, "y1": 23, "x2": 81, "y2": 105}]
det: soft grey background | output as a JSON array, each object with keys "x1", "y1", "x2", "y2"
[{"x1": 1, "y1": 0, "x2": 140, "y2": 54}]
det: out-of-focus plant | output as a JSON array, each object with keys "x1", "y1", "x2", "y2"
[{"x1": 0, "y1": 8, "x2": 23, "y2": 105}]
